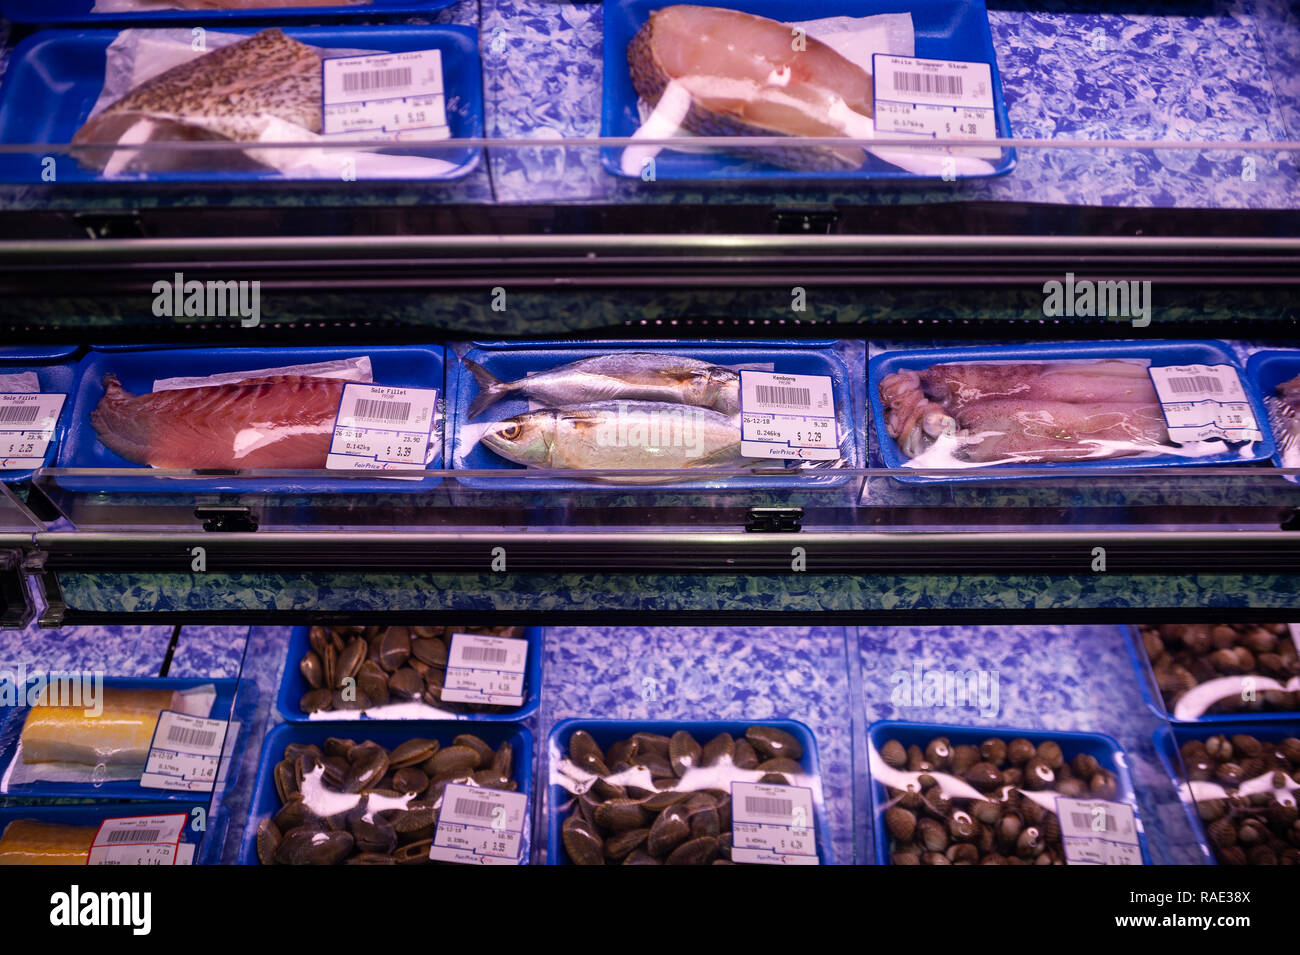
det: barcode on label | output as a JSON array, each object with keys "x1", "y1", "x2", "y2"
[
  {"x1": 167, "y1": 724, "x2": 218, "y2": 749},
  {"x1": 893, "y1": 71, "x2": 963, "y2": 97},
  {"x1": 0, "y1": 405, "x2": 39, "y2": 424},
  {"x1": 1165, "y1": 375, "x2": 1224, "y2": 396},
  {"x1": 342, "y1": 67, "x2": 413, "y2": 94},
  {"x1": 106, "y1": 828, "x2": 162, "y2": 844},
  {"x1": 460, "y1": 645, "x2": 509, "y2": 664},
  {"x1": 1070, "y1": 812, "x2": 1118, "y2": 832},
  {"x1": 453, "y1": 798, "x2": 501, "y2": 819},
  {"x1": 352, "y1": 398, "x2": 412, "y2": 424},
  {"x1": 744, "y1": 795, "x2": 793, "y2": 817},
  {"x1": 754, "y1": 385, "x2": 811, "y2": 409}
]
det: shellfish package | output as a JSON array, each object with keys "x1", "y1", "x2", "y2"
[
  {"x1": 0, "y1": 676, "x2": 251, "y2": 800},
  {"x1": 449, "y1": 340, "x2": 862, "y2": 490},
  {"x1": 870, "y1": 339, "x2": 1275, "y2": 479},
  {"x1": 59, "y1": 345, "x2": 445, "y2": 493},
  {"x1": 0, "y1": 25, "x2": 483, "y2": 183},
  {"x1": 603, "y1": 0, "x2": 1015, "y2": 181}
]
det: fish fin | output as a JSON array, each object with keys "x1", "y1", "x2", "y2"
[{"x1": 465, "y1": 359, "x2": 510, "y2": 419}]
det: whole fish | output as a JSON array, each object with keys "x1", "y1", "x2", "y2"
[
  {"x1": 73, "y1": 28, "x2": 323, "y2": 173},
  {"x1": 465, "y1": 353, "x2": 740, "y2": 418},
  {"x1": 479, "y1": 400, "x2": 744, "y2": 472}
]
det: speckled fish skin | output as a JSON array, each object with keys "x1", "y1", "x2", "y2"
[
  {"x1": 465, "y1": 353, "x2": 740, "y2": 419},
  {"x1": 479, "y1": 400, "x2": 743, "y2": 471},
  {"x1": 73, "y1": 28, "x2": 323, "y2": 170}
]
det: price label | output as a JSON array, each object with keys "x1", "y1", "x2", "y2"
[
  {"x1": 0, "y1": 393, "x2": 65, "y2": 470},
  {"x1": 327, "y1": 382, "x2": 438, "y2": 473},
  {"x1": 430, "y1": 783, "x2": 527, "y2": 864},
  {"x1": 1149, "y1": 364, "x2": 1262, "y2": 443},
  {"x1": 730, "y1": 781, "x2": 819, "y2": 865},
  {"x1": 441, "y1": 633, "x2": 528, "y2": 707},
  {"x1": 141, "y1": 711, "x2": 236, "y2": 793},
  {"x1": 872, "y1": 54, "x2": 1000, "y2": 160},
  {"x1": 89, "y1": 813, "x2": 190, "y2": 866},
  {"x1": 322, "y1": 49, "x2": 451, "y2": 142},
  {"x1": 739, "y1": 370, "x2": 839, "y2": 460},
  {"x1": 1056, "y1": 797, "x2": 1145, "y2": 865}
]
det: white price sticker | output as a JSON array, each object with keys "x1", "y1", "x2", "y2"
[
  {"x1": 430, "y1": 783, "x2": 527, "y2": 864},
  {"x1": 872, "y1": 54, "x2": 1000, "y2": 160},
  {"x1": 730, "y1": 781, "x2": 819, "y2": 865},
  {"x1": 322, "y1": 50, "x2": 450, "y2": 142},
  {"x1": 327, "y1": 382, "x2": 438, "y2": 472},
  {"x1": 0, "y1": 393, "x2": 65, "y2": 470},
  {"x1": 441, "y1": 633, "x2": 528, "y2": 707},
  {"x1": 141, "y1": 711, "x2": 236, "y2": 793},
  {"x1": 1148, "y1": 364, "x2": 1262, "y2": 443},
  {"x1": 89, "y1": 813, "x2": 190, "y2": 866},
  {"x1": 739, "y1": 370, "x2": 839, "y2": 460},
  {"x1": 1056, "y1": 797, "x2": 1145, "y2": 865}
]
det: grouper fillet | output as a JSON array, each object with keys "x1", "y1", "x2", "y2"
[
  {"x1": 72, "y1": 28, "x2": 323, "y2": 172},
  {"x1": 20, "y1": 687, "x2": 183, "y2": 767},
  {"x1": 90, "y1": 373, "x2": 353, "y2": 469}
]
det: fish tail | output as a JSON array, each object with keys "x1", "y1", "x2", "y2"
[{"x1": 465, "y1": 359, "x2": 511, "y2": 418}]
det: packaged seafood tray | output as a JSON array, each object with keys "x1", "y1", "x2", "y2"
[
  {"x1": 1245, "y1": 349, "x2": 1300, "y2": 480},
  {"x1": 239, "y1": 721, "x2": 534, "y2": 865},
  {"x1": 0, "y1": 801, "x2": 219, "y2": 865},
  {"x1": 0, "y1": 676, "x2": 253, "y2": 801},
  {"x1": 1153, "y1": 722, "x2": 1300, "y2": 866},
  {"x1": 0, "y1": 0, "x2": 459, "y2": 25},
  {"x1": 0, "y1": 346, "x2": 79, "y2": 483},
  {"x1": 0, "y1": 25, "x2": 483, "y2": 184},
  {"x1": 602, "y1": 0, "x2": 1015, "y2": 182},
  {"x1": 866, "y1": 720, "x2": 1151, "y2": 865},
  {"x1": 449, "y1": 340, "x2": 861, "y2": 490},
  {"x1": 1125, "y1": 623, "x2": 1300, "y2": 724},
  {"x1": 57, "y1": 345, "x2": 445, "y2": 493},
  {"x1": 547, "y1": 718, "x2": 834, "y2": 864},
  {"x1": 869, "y1": 339, "x2": 1275, "y2": 482},
  {"x1": 277, "y1": 624, "x2": 543, "y2": 723}
]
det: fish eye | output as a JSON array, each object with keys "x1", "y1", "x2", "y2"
[{"x1": 498, "y1": 423, "x2": 522, "y2": 440}]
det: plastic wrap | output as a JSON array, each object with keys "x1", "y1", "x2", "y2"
[
  {"x1": 868, "y1": 721, "x2": 1151, "y2": 865},
  {"x1": 1129, "y1": 624, "x2": 1300, "y2": 722},
  {"x1": 548, "y1": 720, "x2": 832, "y2": 865},
  {"x1": 282, "y1": 625, "x2": 542, "y2": 722},
  {"x1": 0, "y1": 803, "x2": 211, "y2": 865},
  {"x1": 1156, "y1": 725, "x2": 1300, "y2": 866}
]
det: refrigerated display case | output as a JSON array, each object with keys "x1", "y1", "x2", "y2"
[{"x1": 0, "y1": 0, "x2": 1296, "y2": 886}]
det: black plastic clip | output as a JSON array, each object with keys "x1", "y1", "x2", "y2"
[
  {"x1": 746, "y1": 507, "x2": 803, "y2": 533},
  {"x1": 196, "y1": 506, "x2": 259, "y2": 533}
]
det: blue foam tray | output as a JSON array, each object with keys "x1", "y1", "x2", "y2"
[
  {"x1": 868, "y1": 339, "x2": 1276, "y2": 482},
  {"x1": 1123, "y1": 623, "x2": 1300, "y2": 725},
  {"x1": 0, "y1": 350, "x2": 79, "y2": 482},
  {"x1": 546, "y1": 718, "x2": 835, "y2": 865},
  {"x1": 0, "y1": 25, "x2": 482, "y2": 184},
  {"x1": 866, "y1": 719, "x2": 1151, "y2": 865},
  {"x1": 0, "y1": 800, "x2": 219, "y2": 865},
  {"x1": 0, "y1": 0, "x2": 458, "y2": 25},
  {"x1": 276, "y1": 625, "x2": 543, "y2": 723},
  {"x1": 1152, "y1": 721, "x2": 1300, "y2": 866},
  {"x1": 0, "y1": 676, "x2": 252, "y2": 801},
  {"x1": 237, "y1": 720, "x2": 534, "y2": 864},
  {"x1": 57, "y1": 345, "x2": 445, "y2": 493},
  {"x1": 602, "y1": 0, "x2": 1015, "y2": 182},
  {"x1": 449, "y1": 339, "x2": 859, "y2": 490}
]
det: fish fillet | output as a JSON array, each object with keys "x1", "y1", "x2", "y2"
[
  {"x1": 953, "y1": 398, "x2": 1169, "y2": 462},
  {"x1": 628, "y1": 5, "x2": 874, "y2": 171},
  {"x1": 0, "y1": 821, "x2": 94, "y2": 866},
  {"x1": 1268, "y1": 372, "x2": 1300, "y2": 466},
  {"x1": 21, "y1": 687, "x2": 182, "y2": 767},
  {"x1": 90, "y1": 373, "x2": 353, "y2": 469},
  {"x1": 73, "y1": 28, "x2": 323, "y2": 172}
]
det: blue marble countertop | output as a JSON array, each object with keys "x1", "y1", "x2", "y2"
[{"x1": 0, "y1": 0, "x2": 1294, "y2": 209}]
